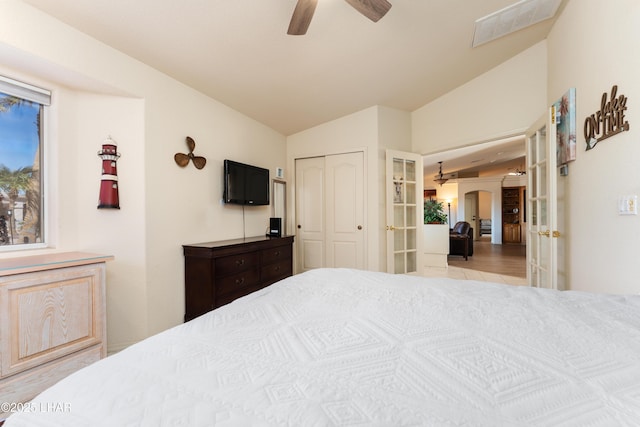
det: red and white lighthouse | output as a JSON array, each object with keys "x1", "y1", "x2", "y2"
[{"x1": 97, "y1": 136, "x2": 121, "y2": 209}]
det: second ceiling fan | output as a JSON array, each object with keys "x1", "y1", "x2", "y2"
[{"x1": 288, "y1": 0, "x2": 392, "y2": 35}]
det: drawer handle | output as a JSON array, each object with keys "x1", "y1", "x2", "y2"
[
  {"x1": 274, "y1": 251, "x2": 280, "y2": 256},
  {"x1": 235, "y1": 259, "x2": 245, "y2": 266},
  {"x1": 274, "y1": 266, "x2": 280, "y2": 271},
  {"x1": 235, "y1": 277, "x2": 245, "y2": 285}
]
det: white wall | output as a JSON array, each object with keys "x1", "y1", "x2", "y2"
[
  {"x1": 412, "y1": 41, "x2": 547, "y2": 155},
  {"x1": 547, "y1": 0, "x2": 640, "y2": 294},
  {"x1": 0, "y1": 1, "x2": 287, "y2": 350}
]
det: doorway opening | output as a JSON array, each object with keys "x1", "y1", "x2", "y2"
[{"x1": 422, "y1": 136, "x2": 527, "y2": 281}]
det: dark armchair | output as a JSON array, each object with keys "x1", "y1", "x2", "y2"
[{"x1": 449, "y1": 221, "x2": 474, "y2": 260}]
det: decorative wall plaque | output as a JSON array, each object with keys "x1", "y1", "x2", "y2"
[
  {"x1": 554, "y1": 88, "x2": 576, "y2": 165},
  {"x1": 175, "y1": 136, "x2": 206, "y2": 169},
  {"x1": 98, "y1": 136, "x2": 121, "y2": 209},
  {"x1": 584, "y1": 85, "x2": 629, "y2": 150}
]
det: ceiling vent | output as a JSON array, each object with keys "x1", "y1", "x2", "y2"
[{"x1": 472, "y1": 0, "x2": 562, "y2": 47}]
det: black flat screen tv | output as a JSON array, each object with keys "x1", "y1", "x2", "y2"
[{"x1": 223, "y1": 159, "x2": 270, "y2": 205}]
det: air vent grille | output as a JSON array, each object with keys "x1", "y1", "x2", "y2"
[{"x1": 472, "y1": 0, "x2": 562, "y2": 47}]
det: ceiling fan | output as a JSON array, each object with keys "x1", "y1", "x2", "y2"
[{"x1": 288, "y1": 0, "x2": 392, "y2": 35}]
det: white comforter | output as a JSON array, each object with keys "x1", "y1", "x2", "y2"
[{"x1": 6, "y1": 268, "x2": 640, "y2": 426}]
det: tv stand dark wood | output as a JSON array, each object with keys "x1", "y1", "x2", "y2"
[{"x1": 183, "y1": 235, "x2": 294, "y2": 321}]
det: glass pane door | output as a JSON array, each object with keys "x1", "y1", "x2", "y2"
[
  {"x1": 526, "y1": 109, "x2": 558, "y2": 289},
  {"x1": 386, "y1": 150, "x2": 423, "y2": 274}
]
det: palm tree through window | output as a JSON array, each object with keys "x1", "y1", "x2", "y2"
[{"x1": 0, "y1": 91, "x2": 44, "y2": 247}]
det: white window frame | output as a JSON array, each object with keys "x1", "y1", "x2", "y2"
[{"x1": 0, "y1": 75, "x2": 51, "y2": 252}]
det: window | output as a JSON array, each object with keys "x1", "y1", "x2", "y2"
[{"x1": 0, "y1": 76, "x2": 50, "y2": 249}]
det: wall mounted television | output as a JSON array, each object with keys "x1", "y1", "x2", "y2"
[{"x1": 223, "y1": 159, "x2": 270, "y2": 205}]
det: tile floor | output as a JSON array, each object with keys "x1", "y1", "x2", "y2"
[{"x1": 422, "y1": 265, "x2": 528, "y2": 286}]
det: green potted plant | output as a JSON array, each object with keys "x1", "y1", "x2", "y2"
[{"x1": 424, "y1": 199, "x2": 448, "y2": 224}]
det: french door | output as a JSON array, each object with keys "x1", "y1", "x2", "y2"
[
  {"x1": 385, "y1": 150, "x2": 423, "y2": 274},
  {"x1": 526, "y1": 109, "x2": 560, "y2": 289}
]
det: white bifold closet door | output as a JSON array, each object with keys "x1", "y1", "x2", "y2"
[{"x1": 295, "y1": 152, "x2": 365, "y2": 273}]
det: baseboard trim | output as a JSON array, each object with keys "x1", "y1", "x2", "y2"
[{"x1": 107, "y1": 340, "x2": 138, "y2": 356}]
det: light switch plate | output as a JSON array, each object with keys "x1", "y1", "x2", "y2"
[{"x1": 619, "y1": 195, "x2": 638, "y2": 215}]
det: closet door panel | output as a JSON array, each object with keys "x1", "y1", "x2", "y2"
[
  {"x1": 325, "y1": 152, "x2": 365, "y2": 269},
  {"x1": 295, "y1": 157, "x2": 325, "y2": 272}
]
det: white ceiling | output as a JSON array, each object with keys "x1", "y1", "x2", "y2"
[{"x1": 20, "y1": 0, "x2": 561, "y2": 176}]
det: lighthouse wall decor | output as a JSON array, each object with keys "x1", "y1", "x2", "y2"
[{"x1": 97, "y1": 135, "x2": 121, "y2": 209}]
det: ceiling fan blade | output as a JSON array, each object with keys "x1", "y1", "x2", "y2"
[
  {"x1": 344, "y1": 0, "x2": 392, "y2": 22},
  {"x1": 287, "y1": 0, "x2": 318, "y2": 35}
]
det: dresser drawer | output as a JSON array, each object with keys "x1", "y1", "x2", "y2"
[
  {"x1": 260, "y1": 244, "x2": 292, "y2": 265},
  {"x1": 261, "y1": 259, "x2": 292, "y2": 284},
  {"x1": 215, "y1": 252, "x2": 258, "y2": 277},
  {"x1": 215, "y1": 268, "x2": 260, "y2": 297}
]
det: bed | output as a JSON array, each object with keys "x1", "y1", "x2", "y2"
[{"x1": 4, "y1": 268, "x2": 640, "y2": 426}]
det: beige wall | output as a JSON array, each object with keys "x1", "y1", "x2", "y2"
[
  {"x1": 0, "y1": 2, "x2": 287, "y2": 350},
  {"x1": 286, "y1": 106, "x2": 412, "y2": 272},
  {"x1": 412, "y1": 41, "x2": 547, "y2": 156},
  {"x1": 66, "y1": 92, "x2": 148, "y2": 345},
  {"x1": 478, "y1": 191, "x2": 492, "y2": 219},
  {"x1": 547, "y1": 0, "x2": 640, "y2": 294},
  {"x1": 376, "y1": 106, "x2": 413, "y2": 268}
]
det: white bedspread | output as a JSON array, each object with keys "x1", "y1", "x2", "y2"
[{"x1": 5, "y1": 268, "x2": 640, "y2": 426}]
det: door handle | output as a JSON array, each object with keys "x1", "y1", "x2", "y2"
[
  {"x1": 357, "y1": 225, "x2": 362, "y2": 230},
  {"x1": 386, "y1": 225, "x2": 395, "y2": 231},
  {"x1": 537, "y1": 230, "x2": 560, "y2": 237}
]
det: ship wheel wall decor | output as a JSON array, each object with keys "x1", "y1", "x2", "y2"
[{"x1": 175, "y1": 136, "x2": 206, "y2": 169}]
